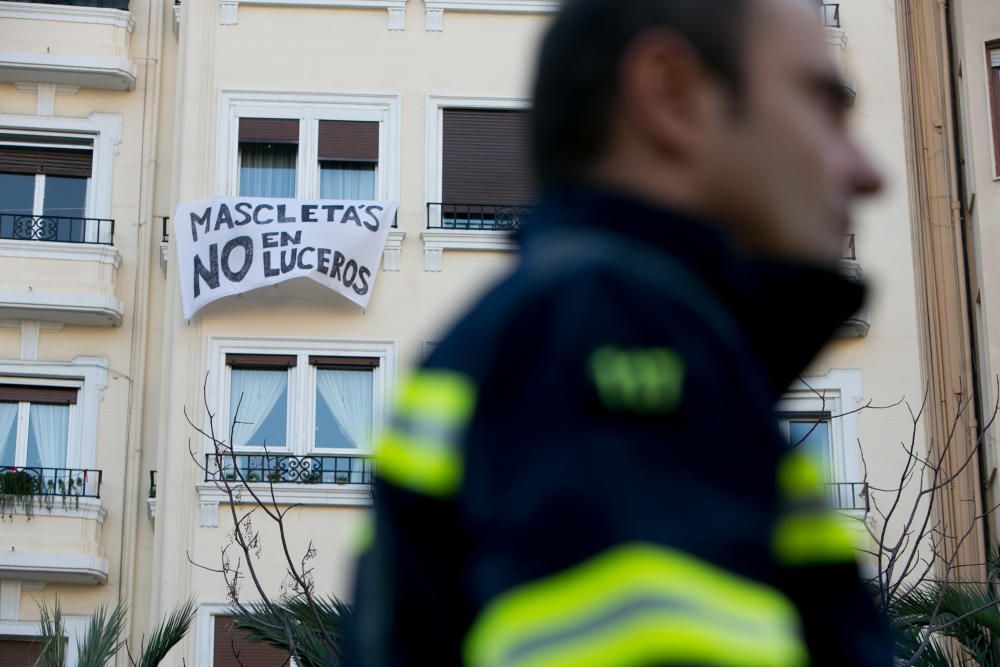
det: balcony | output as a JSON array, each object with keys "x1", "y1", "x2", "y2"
[
  {"x1": 821, "y1": 3, "x2": 840, "y2": 29},
  {"x1": 0, "y1": 465, "x2": 108, "y2": 585},
  {"x1": 827, "y1": 481, "x2": 868, "y2": 512},
  {"x1": 0, "y1": 213, "x2": 123, "y2": 326},
  {"x1": 421, "y1": 202, "x2": 529, "y2": 270},
  {"x1": 0, "y1": 0, "x2": 136, "y2": 91}
]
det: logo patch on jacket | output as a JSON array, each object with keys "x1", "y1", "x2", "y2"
[{"x1": 587, "y1": 346, "x2": 685, "y2": 414}]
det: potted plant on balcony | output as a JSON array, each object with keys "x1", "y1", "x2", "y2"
[
  {"x1": 0, "y1": 467, "x2": 39, "y2": 519},
  {"x1": 335, "y1": 474, "x2": 349, "y2": 485}
]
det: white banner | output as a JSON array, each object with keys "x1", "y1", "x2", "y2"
[{"x1": 173, "y1": 197, "x2": 397, "y2": 319}]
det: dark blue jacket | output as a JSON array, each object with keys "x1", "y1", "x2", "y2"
[{"x1": 349, "y1": 188, "x2": 892, "y2": 667}]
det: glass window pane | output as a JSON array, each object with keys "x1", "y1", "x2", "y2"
[
  {"x1": 26, "y1": 403, "x2": 69, "y2": 468},
  {"x1": 239, "y1": 143, "x2": 296, "y2": 197},
  {"x1": 319, "y1": 161, "x2": 377, "y2": 200},
  {"x1": 0, "y1": 173, "x2": 35, "y2": 240},
  {"x1": 0, "y1": 402, "x2": 17, "y2": 466},
  {"x1": 43, "y1": 176, "x2": 88, "y2": 242},
  {"x1": 788, "y1": 420, "x2": 831, "y2": 475},
  {"x1": 315, "y1": 369, "x2": 373, "y2": 450},
  {"x1": 230, "y1": 368, "x2": 288, "y2": 448}
]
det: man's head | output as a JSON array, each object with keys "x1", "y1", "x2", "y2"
[{"x1": 531, "y1": 0, "x2": 882, "y2": 267}]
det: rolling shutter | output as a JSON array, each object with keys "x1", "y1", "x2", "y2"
[
  {"x1": 309, "y1": 355, "x2": 380, "y2": 370},
  {"x1": 0, "y1": 134, "x2": 93, "y2": 178},
  {"x1": 213, "y1": 616, "x2": 290, "y2": 667},
  {"x1": 238, "y1": 118, "x2": 299, "y2": 144},
  {"x1": 442, "y1": 108, "x2": 534, "y2": 205},
  {"x1": 318, "y1": 120, "x2": 379, "y2": 162},
  {"x1": 0, "y1": 384, "x2": 78, "y2": 405},
  {"x1": 225, "y1": 354, "x2": 297, "y2": 369},
  {"x1": 0, "y1": 638, "x2": 45, "y2": 664}
]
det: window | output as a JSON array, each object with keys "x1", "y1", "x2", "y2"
[
  {"x1": 220, "y1": 92, "x2": 400, "y2": 203},
  {"x1": 0, "y1": 133, "x2": 93, "y2": 242},
  {"x1": 777, "y1": 412, "x2": 833, "y2": 477},
  {"x1": 437, "y1": 108, "x2": 534, "y2": 229},
  {"x1": 0, "y1": 638, "x2": 44, "y2": 665},
  {"x1": 0, "y1": 384, "x2": 77, "y2": 469},
  {"x1": 226, "y1": 354, "x2": 293, "y2": 449},
  {"x1": 212, "y1": 615, "x2": 289, "y2": 667},
  {"x1": 989, "y1": 44, "x2": 1000, "y2": 176}
]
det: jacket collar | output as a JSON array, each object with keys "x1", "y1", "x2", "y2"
[{"x1": 520, "y1": 187, "x2": 866, "y2": 398}]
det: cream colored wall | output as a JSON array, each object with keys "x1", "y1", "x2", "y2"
[
  {"x1": 951, "y1": 0, "x2": 1000, "y2": 540},
  {"x1": 0, "y1": 0, "x2": 166, "y2": 662}
]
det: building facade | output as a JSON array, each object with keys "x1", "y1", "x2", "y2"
[{"x1": 0, "y1": 0, "x2": 945, "y2": 664}]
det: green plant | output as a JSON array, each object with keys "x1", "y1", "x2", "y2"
[
  {"x1": 247, "y1": 472, "x2": 260, "y2": 482},
  {"x1": 0, "y1": 468, "x2": 38, "y2": 518},
  {"x1": 231, "y1": 595, "x2": 352, "y2": 667},
  {"x1": 335, "y1": 474, "x2": 348, "y2": 485}
]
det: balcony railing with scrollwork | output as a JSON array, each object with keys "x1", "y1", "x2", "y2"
[
  {"x1": 0, "y1": 466, "x2": 102, "y2": 499},
  {"x1": 7, "y1": 0, "x2": 129, "y2": 9},
  {"x1": 0, "y1": 213, "x2": 114, "y2": 245},
  {"x1": 827, "y1": 481, "x2": 868, "y2": 511},
  {"x1": 427, "y1": 202, "x2": 533, "y2": 232},
  {"x1": 844, "y1": 233, "x2": 856, "y2": 261},
  {"x1": 821, "y1": 3, "x2": 841, "y2": 28},
  {"x1": 204, "y1": 453, "x2": 374, "y2": 487}
]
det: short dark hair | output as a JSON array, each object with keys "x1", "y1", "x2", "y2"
[{"x1": 530, "y1": 0, "x2": 751, "y2": 188}]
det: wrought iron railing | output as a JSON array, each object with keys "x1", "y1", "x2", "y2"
[
  {"x1": 821, "y1": 3, "x2": 841, "y2": 28},
  {"x1": 204, "y1": 453, "x2": 374, "y2": 487},
  {"x1": 161, "y1": 217, "x2": 170, "y2": 243},
  {"x1": 0, "y1": 213, "x2": 114, "y2": 245},
  {"x1": 149, "y1": 470, "x2": 157, "y2": 499},
  {"x1": 8, "y1": 0, "x2": 129, "y2": 8},
  {"x1": 427, "y1": 202, "x2": 533, "y2": 232},
  {"x1": 843, "y1": 233, "x2": 856, "y2": 261},
  {"x1": 827, "y1": 481, "x2": 868, "y2": 511},
  {"x1": 0, "y1": 466, "x2": 102, "y2": 499}
]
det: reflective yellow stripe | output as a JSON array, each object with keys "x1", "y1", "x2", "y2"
[
  {"x1": 588, "y1": 347, "x2": 685, "y2": 414},
  {"x1": 773, "y1": 513, "x2": 858, "y2": 566},
  {"x1": 777, "y1": 453, "x2": 824, "y2": 502},
  {"x1": 375, "y1": 370, "x2": 476, "y2": 497},
  {"x1": 465, "y1": 543, "x2": 806, "y2": 667}
]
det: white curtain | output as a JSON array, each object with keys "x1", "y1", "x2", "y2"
[
  {"x1": 0, "y1": 402, "x2": 17, "y2": 466},
  {"x1": 316, "y1": 370, "x2": 372, "y2": 449},
  {"x1": 27, "y1": 404, "x2": 68, "y2": 468},
  {"x1": 239, "y1": 143, "x2": 296, "y2": 197},
  {"x1": 320, "y1": 162, "x2": 376, "y2": 200},
  {"x1": 230, "y1": 369, "x2": 286, "y2": 448}
]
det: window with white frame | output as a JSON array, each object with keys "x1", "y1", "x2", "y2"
[
  {"x1": 0, "y1": 383, "x2": 77, "y2": 469},
  {"x1": 777, "y1": 372, "x2": 866, "y2": 511},
  {"x1": 219, "y1": 92, "x2": 400, "y2": 204},
  {"x1": 0, "y1": 132, "x2": 94, "y2": 242},
  {"x1": 212, "y1": 341, "x2": 392, "y2": 486}
]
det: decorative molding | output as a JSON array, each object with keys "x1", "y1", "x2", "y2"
[
  {"x1": 222, "y1": 0, "x2": 407, "y2": 28},
  {"x1": 425, "y1": 7, "x2": 443, "y2": 30},
  {"x1": 0, "y1": 497, "x2": 107, "y2": 523},
  {"x1": 0, "y1": 51, "x2": 136, "y2": 91},
  {"x1": 0, "y1": 551, "x2": 109, "y2": 585},
  {"x1": 19, "y1": 320, "x2": 39, "y2": 361},
  {"x1": 159, "y1": 241, "x2": 170, "y2": 271},
  {"x1": 0, "y1": 239, "x2": 122, "y2": 267},
  {"x1": 0, "y1": 580, "x2": 19, "y2": 621},
  {"x1": 387, "y1": 6, "x2": 405, "y2": 29},
  {"x1": 420, "y1": 230, "x2": 517, "y2": 270},
  {"x1": 0, "y1": 1, "x2": 134, "y2": 32},
  {"x1": 424, "y1": 0, "x2": 556, "y2": 12},
  {"x1": 197, "y1": 482, "x2": 374, "y2": 525},
  {"x1": 383, "y1": 230, "x2": 405, "y2": 271},
  {"x1": 146, "y1": 496, "x2": 156, "y2": 521},
  {"x1": 824, "y1": 26, "x2": 848, "y2": 52},
  {"x1": 0, "y1": 290, "x2": 123, "y2": 327}
]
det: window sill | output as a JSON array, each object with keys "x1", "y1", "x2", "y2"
[
  {"x1": 196, "y1": 481, "x2": 373, "y2": 526},
  {"x1": 221, "y1": 0, "x2": 407, "y2": 29},
  {"x1": 0, "y1": 496, "x2": 106, "y2": 523},
  {"x1": 420, "y1": 229, "x2": 517, "y2": 271},
  {"x1": 423, "y1": 0, "x2": 556, "y2": 30}
]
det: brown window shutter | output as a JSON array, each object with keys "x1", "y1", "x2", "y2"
[
  {"x1": 442, "y1": 108, "x2": 534, "y2": 205},
  {"x1": 0, "y1": 638, "x2": 45, "y2": 664},
  {"x1": 318, "y1": 120, "x2": 379, "y2": 162},
  {"x1": 990, "y1": 45, "x2": 1000, "y2": 175},
  {"x1": 213, "y1": 616, "x2": 290, "y2": 667},
  {"x1": 226, "y1": 354, "x2": 297, "y2": 369},
  {"x1": 0, "y1": 384, "x2": 78, "y2": 405},
  {"x1": 0, "y1": 148, "x2": 92, "y2": 178},
  {"x1": 239, "y1": 118, "x2": 299, "y2": 144},
  {"x1": 309, "y1": 355, "x2": 380, "y2": 370}
]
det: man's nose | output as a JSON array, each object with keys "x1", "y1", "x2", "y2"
[{"x1": 849, "y1": 143, "x2": 884, "y2": 196}]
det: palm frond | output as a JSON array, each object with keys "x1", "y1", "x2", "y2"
[
  {"x1": 891, "y1": 582, "x2": 1000, "y2": 666},
  {"x1": 34, "y1": 600, "x2": 67, "y2": 667},
  {"x1": 134, "y1": 599, "x2": 196, "y2": 667},
  {"x1": 230, "y1": 595, "x2": 351, "y2": 667},
  {"x1": 76, "y1": 602, "x2": 127, "y2": 667}
]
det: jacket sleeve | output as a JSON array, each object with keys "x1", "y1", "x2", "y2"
[{"x1": 346, "y1": 367, "x2": 479, "y2": 667}]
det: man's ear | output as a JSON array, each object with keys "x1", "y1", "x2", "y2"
[{"x1": 617, "y1": 27, "x2": 718, "y2": 161}]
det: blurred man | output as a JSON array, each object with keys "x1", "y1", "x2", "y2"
[{"x1": 349, "y1": 0, "x2": 890, "y2": 665}]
